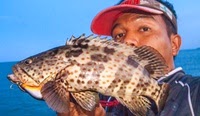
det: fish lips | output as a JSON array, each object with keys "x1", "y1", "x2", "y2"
[
  {"x1": 7, "y1": 74, "x2": 25, "y2": 91},
  {"x1": 7, "y1": 74, "x2": 43, "y2": 100}
]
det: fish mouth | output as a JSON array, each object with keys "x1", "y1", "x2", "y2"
[
  {"x1": 7, "y1": 65, "x2": 55, "y2": 100},
  {"x1": 7, "y1": 65, "x2": 31, "y2": 92},
  {"x1": 7, "y1": 74, "x2": 26, "y2": 92},
  {"x1": 8, "y1": 64, "x2": 39, "y2": 85}
]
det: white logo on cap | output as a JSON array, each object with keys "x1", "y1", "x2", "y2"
[
  {"x1": 140, "y1": 0, "x2": 149, "y2": 4},
  {"x1": 159, "y1": 4, "x2": 173, "y2": 19},
  {"x1": 140, "y1": 0, "x2": 155, "y2": 4}
]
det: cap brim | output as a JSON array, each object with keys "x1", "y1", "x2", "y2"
[{"x1": 91, "y1": 4, "x2": 163, "y2": 36}]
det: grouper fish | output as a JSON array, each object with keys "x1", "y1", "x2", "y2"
[{"x1": 8, "y1": 34, "x2": 169, "y2": 115}]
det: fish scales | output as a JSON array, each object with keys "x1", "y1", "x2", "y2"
[{"x1": 8, "y1": 34, "x2": 169, "y2": 116}]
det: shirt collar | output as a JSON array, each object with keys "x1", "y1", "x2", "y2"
[{"x1": 157, "y1": 67, "x2": 184, "y2": 83}]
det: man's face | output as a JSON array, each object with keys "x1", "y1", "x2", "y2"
[{"x1": 111, "y1": 13, "x2": 178, "y2": 71}]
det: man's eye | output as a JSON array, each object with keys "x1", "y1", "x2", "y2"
[
  {"x1": 139, "y1": 27, "x2": 151, "y2": 32},
  {"x1": 114, "y1": 33, "x2": 125, "y2": 40}
]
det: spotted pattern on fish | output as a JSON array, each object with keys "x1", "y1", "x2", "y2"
[
  {"x1": 65, "y1": 48, "x2": 83, "y2": 58},
  {"x1": 91, "y1": 54, "x2": 109, "y2": 62},
  {"x1": 8, "y1": 34, "x2": 169, "y2": 116},
  {"x1": 104, "y1": 47, "x2": 115, "y2": 55},
  {"x1": 127, "y1": 55, "x2": 140, "y2": 68}
]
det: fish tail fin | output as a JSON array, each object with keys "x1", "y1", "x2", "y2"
[
  {"x1": 41, "y1": 81, "x2": 70, "y2": 113},
  {"x1": 116, "y1": 83, "x2": 169, "y2": 115},
  {"x1": 116, "y1": 96, "x2": 151, "y2": 116},
  {"x1": 154, "y1": 83, "x2": 169, "y2": 112}
]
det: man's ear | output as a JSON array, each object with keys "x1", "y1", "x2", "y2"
[{"x1": 171, "y1": 34, "x2": 182, "y2": 56}]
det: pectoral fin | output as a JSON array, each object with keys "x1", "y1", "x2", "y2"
[
  {"x1": 41, "y1": 81, "x2": 70, "y2": 113},
  {"x1": 71, "y1": 91, "x2": 99, "y2": 111}
]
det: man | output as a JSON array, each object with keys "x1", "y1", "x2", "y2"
[{"x1": 58, "y1": 0, "x2": 200, "y2": 115}]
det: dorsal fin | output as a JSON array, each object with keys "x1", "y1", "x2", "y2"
[
  {"x1": 65, "y1": 34, "x2": 114, "y2": 47},
  {"x1": 66, "y1": 33, "x2": 85, "y2": 45},
  {"x1": 133, "y1": 45, "x2": 168, "y2": 80},
  {"x1": 66, "y1": 34, "x2": 91, "y2": 45},
  {"x1": 65, "y1": 35, "x2": 76, "y2": 45}
]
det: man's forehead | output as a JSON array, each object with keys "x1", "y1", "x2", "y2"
[
  {"x1": 116, "y1": 13, "x2": 160, "y2": 22},
  {"x1": 136, "y1": 14, "x2": 157, "y2": 20}
]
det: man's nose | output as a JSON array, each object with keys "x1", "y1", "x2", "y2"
[{"x1": 123, "y1": 35, "x2": 139, "y2": 46}]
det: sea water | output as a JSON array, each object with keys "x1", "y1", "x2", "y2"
[{"x1": 0, "y1": 49, "x2": 200, "y2": 116}]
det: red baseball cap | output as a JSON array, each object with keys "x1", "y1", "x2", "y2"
[{"x1": 91, "y1": 0, "x2": 177, "y2": 36}]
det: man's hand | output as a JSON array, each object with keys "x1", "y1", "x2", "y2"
[{"x1": 57, "y1": 98, "x2": 106, "y2": 116}]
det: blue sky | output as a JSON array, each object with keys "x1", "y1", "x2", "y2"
[{"x1": 0, "y1": 0, "x2": 200, "y2": 62}]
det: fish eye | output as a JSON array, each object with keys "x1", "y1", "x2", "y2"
[{"x1": 24, "y1": 59, "x2": 33, "y2": 65}]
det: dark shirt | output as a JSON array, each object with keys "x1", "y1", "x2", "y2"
[{"x1": 101, "y1": 68, "x2": 200, "y2": 116}]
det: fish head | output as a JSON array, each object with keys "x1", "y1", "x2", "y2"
[{"x1": 7, "y1": 46, "x2": 71, "y2": 99}]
